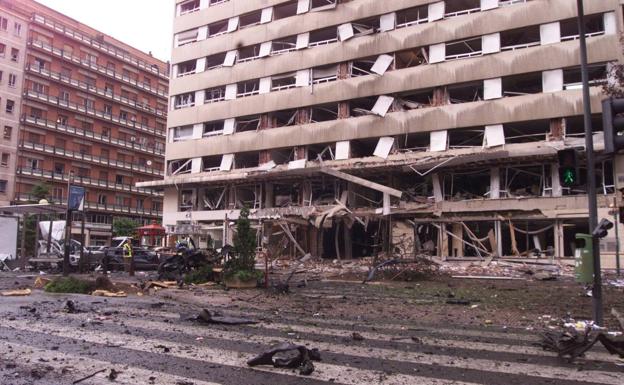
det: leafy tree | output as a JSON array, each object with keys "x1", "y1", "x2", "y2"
[
  {"x1": 112, "y1": 217, "x2": 139, "y2": 237},
  {"x1": 31, "y1": 182, "x2": 50, "y2": 202},
  {"x1": 225, "y1": 207, "x2": 257, "y2": 275}
]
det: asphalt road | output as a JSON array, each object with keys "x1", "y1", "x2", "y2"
[{"x1": 0, "y1": 289, "x2": 622, "y2": 385}]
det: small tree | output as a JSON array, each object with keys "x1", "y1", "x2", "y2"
[
  {"x1": 225, "y1": 207, "x2": 257, "y2": 276},
  {"x1": 112, "y1": 217, "x2": 138, "y2": 237},
  {"x1": 31, "y1": 182, "x2": 50, "y2": 202}
]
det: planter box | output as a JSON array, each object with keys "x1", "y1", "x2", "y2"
[{"x1": 224, "y1": 276, "x2": 258, "y2": 289}]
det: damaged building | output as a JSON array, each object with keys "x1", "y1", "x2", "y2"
[{"x1": 139, "y1": 0, "x2": 624, "y2": 267}]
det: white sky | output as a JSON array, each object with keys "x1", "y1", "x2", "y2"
[{"x1": 34, "y1": 0, "x2": 174, "y2": 62}]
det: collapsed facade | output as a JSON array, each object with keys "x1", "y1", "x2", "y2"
[{"x1": 141, "y1": 0, "x2": 624, "y2": 266}]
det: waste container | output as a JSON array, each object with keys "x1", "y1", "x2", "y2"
[{"x1": 574, "y1": 233, "x2": 594, "y2": 284}]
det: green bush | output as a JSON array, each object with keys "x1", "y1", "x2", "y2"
[
  {"x1": 183, "y1": 265, "x2": 214, "y2": 284},
  {"x1": 225, "y1": 269, "x2": 264, "y2": 282},
  {"x1": 44, "y1": 277, "x2": 93, "y2": 294},
  {"x1": 224, "y1": 207, "x2": 257, "y2": 277}
]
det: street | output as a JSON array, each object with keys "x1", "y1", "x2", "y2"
[{"x1": 1, "y1": 276, "x2": 623, "y2": 385}]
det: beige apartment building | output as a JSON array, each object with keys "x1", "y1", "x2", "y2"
[
  {"x1": 141, "y1": 0, "x2": 624, "y2": 265},
  {"x1": 0, "y1": 3, "x2": 27, "y2": 206}
]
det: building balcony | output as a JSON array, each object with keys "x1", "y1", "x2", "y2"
[
  {"x1": 28, "y1": 40, "x2": 168, "y2": 98},
  {"x1": 23, "y1": 90, "x2": 166, "y2": 138},
  {"x1": 16, "y1": 167, "x2": 164, "y2": 197},
  {"x1": 19, "y1": 141, "x2": 164, "y2": 177},
  {"x1": 31, "y1": 14, "x2": 169, "y2": 80},
  {"x1": 20, "y1": 115, "x2": 165, "y2": 156},
  {"x1": 14, "y1": 193, "x2": 162, "y2": 217},
  {"x1": 26, "y1": 64, "x2": 167, "y2": 119}
]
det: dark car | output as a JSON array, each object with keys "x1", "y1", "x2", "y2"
[{"x1": 103, "y1": 246, "x2": 160, "y2": 270}]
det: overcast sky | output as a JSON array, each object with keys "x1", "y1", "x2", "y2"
[{"x1": 35, "y1": 0, "x2": 174, "y2": 62}]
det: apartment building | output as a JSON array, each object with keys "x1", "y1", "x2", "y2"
[
  {"x1": 0, "y1": 3, "x2": 27, "y2": 206},
  {"x1": 1, "y1": 0, "x2": 168, "y2": 246},
  {"x1": 142, "y1": 0, "x2": 624, "y2": 265}
]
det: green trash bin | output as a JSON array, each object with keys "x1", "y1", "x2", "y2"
[{"x1": 574, "y1": 233, "x2": 594, "y2": 284}]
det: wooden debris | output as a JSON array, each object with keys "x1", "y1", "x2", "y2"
[
  {"x1": 1, "y1": 288, "x2": 32, "y2": 296},
  {"x1": 146, "y1": 281, "x2": 178, "y2": 289},
  {"x1": 91, "y1": 290, "x2": 127, "y2": 297}
]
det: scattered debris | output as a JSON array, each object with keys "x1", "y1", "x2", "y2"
[
  {"x1": 91, "y1": 290, "x2": 127, "y2": 298},
  {"x1": 146, "y1": 281, "x2": 178, "y2": 289},
  {"x1": 185, "y1": 309, "x2": 258, "y2": 325},
  {"x1": 64, "y1": 300, "x2": 79, "y2": 314},
  {"x1": 72, "y1": 368, "x2": 106, "y2": 384},
  {"x1": 247, "y1": 342, "x2": 321, "y2": 375},
  {"x1": 351, "y1": 332, "x2": 365, "y2": 341},
  {"x1": 107, "y1": 369, "x2": 119, "y2": 381},
  {"x1": 446, "y1": 299, "x2": 471, "y2": 306},
  {"x1": 1, "y1": 288, "x2": 31, "y2": 296}
]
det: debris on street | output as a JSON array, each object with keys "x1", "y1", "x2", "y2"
[
  {"x1": 247, "y1": 342, "x2": 321, "y2": 375},
  {"x1": 184, "y1": 309, "x2": 258, "y2": 325},
  {"x1": 91, "y1": 289, "x2": 127, "y2": 297},
  {"x1": 0, "y1": 288, "x2": 31, "y2": 296}
]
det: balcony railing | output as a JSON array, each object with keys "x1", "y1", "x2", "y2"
[
  {"x1": 16, "y1": 167, "x2": 163, "y2": 197},
  {"x1": 15, "y1": 193, "x2": 162, "y2": 217},
  {"x1": 28, "y1": 40, "x2": 168, "y2": 98},
  {"x1": 23, "y1": 90, "x2": 166, "y2": 138},
  {"x1": 19, "y1": 141, "x2": 164, "y2": 177},
  {"x1": 26, "y1": 64, "x2": 167, "y2": 118},
  {"x1": 32, "y1": 14, "x2": 169, "y2": 79},
  {"x1": 20, "y1": 115, "x2": 165, "y2": 156}
]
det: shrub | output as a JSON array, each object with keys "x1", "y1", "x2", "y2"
[
  {"x1": 44, "y1": 277, "x2": 92, "y2": 294},
  {"x1": 184, "y1": 265, "x2": 214, "y2": 284}
]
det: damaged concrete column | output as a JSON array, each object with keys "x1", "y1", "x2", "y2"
[
  {"x1": 258, "y1": 115, "x2": 272, "y2": 164},
  {"x1": 551, "y1": 164, "x2": 562, "y2": 197},
  {"x1": 343, "y1": 221, "x2": 353, "y2": 260},
  {"x1": 431, "y1": 86, "x2": 449, "y2": 106},
  {"x1": 264, "y1": 182, "x2": 274, "y2": 208},
  {"x1": 548, "y1": 117, "x2": 565, "y2": 141},
  {"x1": 438, "y1": 223, "x2": 449, "y2": 260},
  {"x1": 451, "y1": 223, "x2": 464, "y2": 258},
  {"x1": 490, "y1": 167, "x2": 500, "y2": 199},
  {"x1": 432, "y1": 173, "x2": 443, "y2": 202}
]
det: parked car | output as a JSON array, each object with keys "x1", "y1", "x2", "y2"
[{"x1": 103, "y1": 238, "x2": 159, "y2": 270}]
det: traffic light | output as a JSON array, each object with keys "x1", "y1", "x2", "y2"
[
  {"x1": 602, "y1": 98, "x2": 624, "y2": 154},
  {"x1": 592, "y1": 218, "x2": 614, "y2": 239},
  {"x1": 557, "y1": 149, "x2": 581, "y2": 187}
]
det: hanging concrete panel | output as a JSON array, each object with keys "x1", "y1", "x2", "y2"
[
  {"x1": 430, "y1": 130, "x2": 448, "y2": 152},
  {"x1": 338, "y1": 23, "x2": 354, "y2": 41},
  {"x1": 227, "y1": 16, "x2": 239, "y2": 33},
  {"x1": 220, "y1": 154, "x2": 234, "y2": 171},
  {"x1": 194, "y1": 90, "x2": 205, "y2": 105},
  {"x1": 259, "y1": 42, "x2": 272, "y2": 57},
  {"x1": 482, "y1": 32, "x2": 500, "y2": 54},
  {"x1": 540, "y1": 22, "x2": 561, "y2": 45},
  {"x1": 223, "y1": 50, "x2": 237, "y2": 67},
  {"x1": 297, "y1": 0, "x2": 310, "y2": 14},
  {"x1": 197, "y1": 26, "x2": 208, "y2": 41},
  {"x1": 380, "y1": 13, "x2": 396, "y2": 32},
  {"x1": 371, "y1": 95, "x2": 394, "y2": 117},
  {"x1": 371, "y1": 54, "x2": 394, "y2": 75},
  {"x1": 335, "y1": 141, "x2": 350, "y2": 160},
  {"x1": 259, "y1": 77, "x2": 272, "y2": 94},
  {"x1": 223, "y1": 118, "x2": 235, "y2": 135},
  {"x1": 480, "y1": 0, "x2": 499, "y2": 11},
  {"x1": 604, "y1": 12, "x2": 617, "y2": 35},
  {"x1": 373, "y1": 137, "x2": 395, "y2": 159},
  {"x1": 483, "y1": 124, "x2": 505, "y2": 148},
  {"x1": 429, "y1": 43, "x2": 445, "y2": 64},
  {"x1": 288, "y1": 159, "x2": 307, "y2": 169},
  {"x1": 296, "y1": 69, "x2": 311, "y2": 87},
  {"x1": 261, "y1": 7, "x2": 273, "y2": 24},
  {"x1": 195, "y1": 57, "x2": 206, "y2": 73},
  {"x1": 224, "y1": 84, "x2": 237, "y2": 100},
  {"x1": 542, "y1": 69, "x2": 563, "y2": 93},
  {"x1": 191, "y1": 157, "x2": 202, "y2": 173},
  {"x1": 296, "y1": 33, "x2": 310, "y2": 49},
  {"x1": 192, "y1": 123, "x2": 203, "y2": 139},
  {"x1": 483, "y1": 78, "x2": 502, "y2": 100},
  {"x1": 428, "y1": 2, "x2": 445, "y2": 22}
]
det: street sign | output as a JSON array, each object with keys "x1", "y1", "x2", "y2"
[{"x1": 68, "y1": 185, "x2": 85, "y2": 211}]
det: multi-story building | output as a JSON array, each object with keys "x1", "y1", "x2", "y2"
[
  {"x1": 2, "y1": 0, "x2": 168, "y2": 246},
  {"x1": 143, "y1": 0, "x2": 624, "y2": 266},
  {"x1": 0, "y1": 2, "x2": 27, "y2": 206}
]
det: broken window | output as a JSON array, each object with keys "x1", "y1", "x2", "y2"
[
  {"x1": 563, "y1": 63, "x2": 607, "y2": 90},
  {"x1": 205, "y1": 52, "x2": 227, "y2": 70},
  {"x1": 174, "y1": 93, "x2": 195, "y2": 109},
  {"x1": 500, "y1": 25, "x2": 541, "y2": 51},
  {"x1": 448, "y1": 81, "x2": 483, "y2": 104},
  {"x1": 445, "y1": 37, "x2": 482, "y2": 60},
  {"x1": 179, "y1": 189, "x2": 196, "y2": 211},
  {"x1": 442, "y1": 168, "x2": 491, "y2": 200},
  {"x1": 565, "y1": 114, "x2": 603, "y2": 138},
  {"x1": 203, "y1": 121, "x2": 225, "y2": 137},
  {"x1": 272, "y1": 181, "x2": 301, "y2": 207},
  {"x1": 202, "y1": 155, "x2": 222, "y2": 172},
  {"x1": 310, "y1": 0, "x2": 337, "y2": 12},
  {"x1": 445, "y1": 0, "x2": 481, "y2": 18},
  {"x1": 169, "y1": 159, "x2": 192, "y2": 175},
  {"x1": 269, "y1": 148, "x2": 296, "y2": 165},
  {"x1": 270, "y1": 108, "x2": 299, "y2": 127},
  {"x1": 205, "y1": 86, "x2": 226, "y2": 103},
  {"x1": 350, "y1": 56, "x2": 380, "y2": 77},
  {"x1": 393, "y1": 88, "x2": 434, "y2": 111},
  {"x1": 179, "y1": 0, "x2": 200, "y2": 15},
  {"x1": 208, "y1": 20, "x2": 228, "y2": 37},
  {"x1": 396, "y1": 5, "x2": 428, "y2": 28},
  {"x1": 349, "y1": 138, "x2": 379, "y2": 158},
  {"x1": 239, "y1": 10, "x2": 262, "y2": 29},
  {"x1": 177, "y1": 60, "x2": 197, "y2": 77},
  {"x1": 233, "y1": 184, "x2": 262, "y2": 208},
  {"x1": 339, "y1": 17, "x2": 379, "y2": 41},
  {"x1": 503, "y1": 119, "x2": 550, "y2": 143},
  {"x1": 274, "y1": 1, "x2": 298, "y2": 20},
  {"x1": 238, "y1": 45, "x2": 261, "y2": 63},
  {"x1": 199, "y1": 186, "x2": 228, "y2": 210},
  {"x1": 312, "y1": 64, "x2": 338, "y2": 84},
  {"x1": 176, "y1": 29, "x2": 198, "y2": 46},
  {"x1": 448, "y1": 127, "x2": 484, "y2": 149},
  {"x1": 271, "y1": 72, "x2": 297, "y2": 91},
  {"x1": 272, "y1": 35, "x2": 298, "y2": 54},
  {"x1": 502, "y1": 72, "x2": 542, "y2": 96},
  {"x1": 237, "y1": 79, "x2": 260, "y2": 97},
  {"x1": 560, "y1": 13, "x2": 605, "y2": 41},
  {"x1": 395, "y1": 47, "x2": 428, "y2": 69},
  {"x1": 234, "y1": 152, "x2": 260, "y2": 169},
  {"x1": 501, "y1": 165, "x2": 547, "y2": 198},
  {"x1": 236, "y1": 114, "x2": 261, "y2": 132},
  {"x1": 310, "y1": 103, "x2": 338, "y2": 123},
  {"x1": 350, "y1": 96, "x2": 379, "y2": 116},
  {"x1": 307, "y1": 143, "x2": 336, "y2": 162},
  {"x1": 309, "y1": 27, "x2": 338, "y2": 47},
  {"x1": 172, "y1": 125, "x2": 193, "y2": 142},
  {"x1": 502, "y1": 219, "x2": 557, "y2": 258},
  {"x1": 394, "y1": 132, "x2": 430, "y2": 153}
]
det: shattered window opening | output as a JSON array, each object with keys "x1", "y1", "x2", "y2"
[
  {"x1": 310, "y1": 104, "x2": 339, "y2": 123},
  {"x1": 560, "y1": 13, "x2": 605, "y2": 42},
  {"x1": 500, "y1": 25, "x2": 541, "y2": 51},
  {"x1": 273, "y1": 1, "x2": 298, "y2": 20},
  {"x1": 174, "y1": 92, "x2": 195, "y2": 109},
  {"x1": 237, "y1": 45, "x2": 261, "y2": 63},
  {"x1": 272, "y1": 36, "x2": 298, "y2": 55},
  {"x1": 234, "y1": 152, "x2": 260, "y2": 170},
  {"x1": 205, "y1": 86, "x2": 226, "y2": 103},
  {"x1": 201, "y1": 155, "x2": 222, "y2": 172},
  {"x1": 312, "y1": 64, "x2": 339, "y2": 84},
  {"x1": 205, "y1": 52, "x2": 227, "y2": 70},
  {"x1": 448, "y1": 82, "x2": 483, "y2": 104},
  {"x1": 309, "y1": 27, "x2": 338, "y2": 47},
  {"x1": 208, "y1": 20, "x2": 228, "y2": 37},
  {"x1": 395, "y1": 47, "x2": 428, "y2": 69},
  {"x1": 172, "y1": 125, "x2": 193, "y2": 142},
  {"x1": 200, "y1": 186, "x2": 228, "y2": 210},
  {"x1": 177, "y1": 60, "x2": 197, "y2": 77},
  {"x1": 396, "y1": 5, "x2": 428, "y2": 29},
  {"x1": 203, "y1": 121, "x2": 225, "y2": 137},
  {"x1": 448, "y1": 129, "x2": 484, "y2": 149},
  {"x1": 271, "y1": 73, "x2": 297, "y2": 91},
  {"x1": 445, "y1": 37, "x2": 483, "y2": 61},
  {"x1": 239, "y1": 10, "x2": 263, "y2": 29},
  {"x1": 169, "y1": 159, "x2": 192, "y2": 175},
  {"x1": 237, "y1": 79, "x2": 260, "y2": 97},
  {"x1": 563, "y1": 63, "x2": 608, "y2": 90},
  {"x1": 444, "y1": 0, "x2": 481, "y2": 18},
  {"x1": 236, "y1": 115, "x2": 261, "y2": 132}
]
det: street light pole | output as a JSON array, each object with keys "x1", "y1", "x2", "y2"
[
  {"x1": 63, "y1": 171, "x2": 73, "y2": 276},
  {"x1": 576, "y1": 0, "x2": 603, "y2": 325}
]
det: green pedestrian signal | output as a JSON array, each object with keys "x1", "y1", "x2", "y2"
[{"x1": 557, "y1": 149, "x2": 581, "y2": 187}]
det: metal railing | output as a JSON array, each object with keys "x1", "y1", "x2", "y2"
[
  {"x1": 28, "y1": 40, "x2": 168, "y2": 98},
  {"x1": 26, "y1": 64, "x2": 167, "y2": 118},
  {"x1": 20, "y1": 115, "x2": 165, "y2": 156},
  {"x1": 23, "y1": 90, "x2": 166, "y2": 138},
  {"x1": 32, "y1": 14, "x2": 169, "y2": 79},
  {"x1": 16, "y1": 168, "x2": 164, "y2": 197},
  {"x1": 19, "y1": 141, "x2": 164, "y2": 177},
  {"x1": 15, "y1": 193, "x2": 162, "y2": 217}
]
